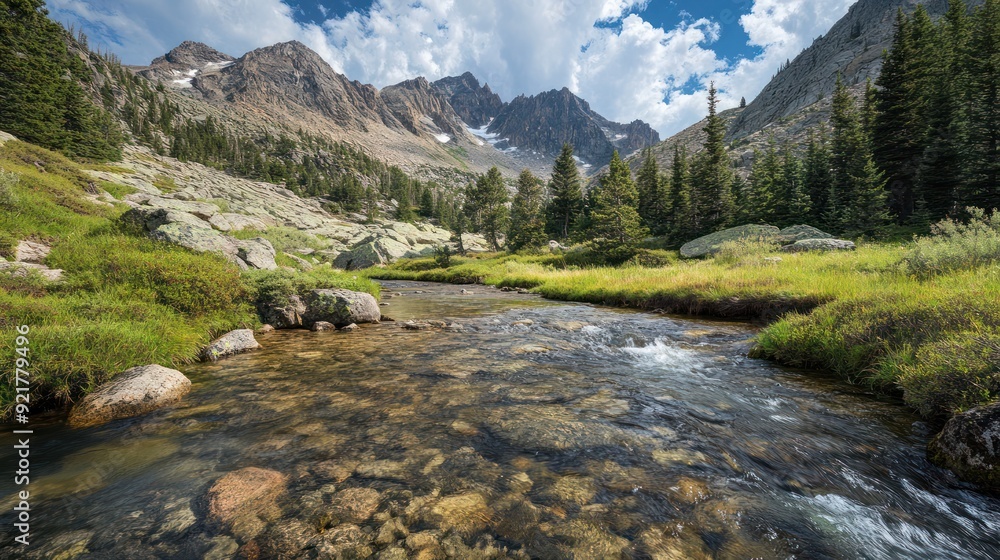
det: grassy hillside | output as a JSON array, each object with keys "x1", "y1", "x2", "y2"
[
  {"x1": 0, "y1": 139, "x2": 378, "y2": 417},
  {"x1": 371, "y1": 234, "x2": 1000, "y2": 420}
]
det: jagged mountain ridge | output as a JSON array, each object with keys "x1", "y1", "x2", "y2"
[
  {"x1": 431, "y1": 72, "x2": 504, "y2": 129},
  {"x1": 484, "y1": 87, "x2": 660, "y2": 166}
]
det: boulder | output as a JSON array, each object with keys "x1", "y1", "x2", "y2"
[
  {"x1": 303, "y1": 289, "x2": 381, "y2": 328},
  {"x1": 236, "y1": 238, "x2": 277, "y2": 270},
  {"x1": 928, "y1": 402, "x2": 1000, "y2": 490},
  {"x1": 206, "y1": 467, "x2": 287, "y2": 540},
  {"x1": 14, "y1": 240, "x2": 50, "y2": 263},
  {"x1": 311, "y1": 321, "x2": 336, "y2": 332},
  {"x1": 780, "y1": 238, "x2": 856, "y2": 253},
  {"x1": 775, "y1": 224, "x2": 834, "y2": 244},
  {"x1": 68, "y1": 365, "x2": 191, "y2": 427},
  {"x1": 222, "y1": 213, "x2": 269, "y2": 231},
  {"x1": 257, "y1": 294, "x2": 307, "y2": 329},
  {"x1": 201, "y1": 329, "x2": 260, "y2": 362},
  {"x1": 208, "y1": 213, "x2": 233, "y2": 232},
  {"x1": 150, "y1": 223, "x2": 239, "y2": 258},
  {"x1": 679, "y1": 224, "x2": 780, "y2": 258},
  {"x1": 143, "y1": 195, "x2": 219, "y2": 220},
  {"x1": 283, "y1": 252, "x2": 314, "y2": 271},
  {"x1": 334, "y1": 237, "x2": 413, "y2": 270}
]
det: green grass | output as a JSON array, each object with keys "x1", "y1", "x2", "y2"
[
  {"x1": 0, "y1": 140, "x2": 375, "y2": 418},
  {"x1": 370, "y1": 240, "x2": 1000, "y2": 419}
]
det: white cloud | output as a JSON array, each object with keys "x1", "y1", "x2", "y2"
[{"x1": 48, "y1": 0, "x2": 857, "y2": 138}]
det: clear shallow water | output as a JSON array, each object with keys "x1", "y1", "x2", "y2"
[{"x1": 1, "y1": 281, "x2": 999, "y2": 559}]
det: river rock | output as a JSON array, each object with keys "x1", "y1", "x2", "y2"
[
  {"x1": 206, "y1": 467, "x2": 287, "y2": 540},
  {"x1": 303, "y1": 289, "x2": 381, "y2": 328},
  {"x1": 201, "y1": 329, "x2": 260, "y2": 362},
  {"x1": 680, "y1": 224, "x2": 780, "y2": 258},
  {"x1": 68, "y1": 365, "x2": 192, "y2": 427},
  {"x1": 928, "y1": 402, "x2": 1000, "y2": 490},
  {"x1": 257, "y1": 294, "x2": 306, "y2": 329},
  {"x1": 329, "y1": 487, "x2": 383, "y2": 524},
  {"x1": 311, "y1": 321, "x2": 336, "y2": 332},
  {"x1": 14, "y1": 240, "x2": 50, "y2": 263},
  {"x1": 775, "y1": 224, "x2": 834, "y2": 244},
  {"x1": 428, "y1": 492, "x2": 491, "y2": 537},
  {"x1": 780, "y1": 238, "x2": 856, "y2": 253}
]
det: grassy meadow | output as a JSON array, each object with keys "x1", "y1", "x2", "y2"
[
  {"x1": 0, "y1": 140, "x2": 378, "y2": 417},
  {"x1": 371, "y1": 231, "x2": 1000, "y2": 420}
]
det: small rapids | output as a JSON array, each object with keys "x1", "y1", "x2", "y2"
[{"x1": 1, "y1": 281, "x2": 998, "y2": 559}]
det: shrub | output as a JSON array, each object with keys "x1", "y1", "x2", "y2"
[
  {"x1": 0, "y1": 167, "x2": 18, "y2": 205},
  {"x1": 231, "y1": 227, "x2": 329, "y2": 257},
  {"x1": 241, "y1": 267, "x2": 380, "y2": 306},
  {"x1": 433, "y1": 244, "x2": 453, "y2": 268},
  {"x1": 902, "y1": 207, "x2": 1000, "y2": 277}
]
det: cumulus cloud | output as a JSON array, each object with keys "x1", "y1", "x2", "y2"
[{"x1": 48, "y1": 0, "x2": 857, "y2": 137}]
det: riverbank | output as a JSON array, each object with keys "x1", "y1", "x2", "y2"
[
  {"x1": 0, "y1": 140, "x2": 379, "y2": 417},
  {"x1": 370, "y1": 245, "x2": 1000, "y2": 420}
]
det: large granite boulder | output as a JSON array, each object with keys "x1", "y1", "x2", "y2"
[
  {"x1": 148, "y1": 224, "x2": 278, "y2": 270},
  {"x1": 206, "y1": 467, "x2": 287, "y2": 540},
  {"x1": 775, "y1": 225, "x2": 834, "y2": 244},
  {"x1": 780, "y1": 238, "x2": 856, "y2": 253},
  {"x1": 929, "y1": 402, "x2": 1000, "y2": 490},
  {"x1": 257, "y1": 294, "x2": 307, "y2": 329},
  {"x1": 334, "y1": 237, "x2": 411, "y2": 270},
  {"x1": 679, "y1": 225, "x2": 780, "y2": 258},
  {"x1": 68, "y1": 365, "x2": 191, "y2": 427},
  {"x1": 201, "y1": 329, "x2": 261, "y2": 362},
  {"x1": 303, "y1": 289, "x2": 381, "y2": 328},
  {"x1": 236, "y1": 238, "x2": 277, "y2": 270}
]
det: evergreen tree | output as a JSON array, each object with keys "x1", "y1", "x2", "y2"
[
  {"x1": 917, "y1": 0, "x2": 970, "y2": 222},
  {"x1": 747, "y1": 138, "x2": 781, "y2": 223},
  {"x1": 507, "y1": 169, "x2": 548, "y2": 252},
  {"x1": 0, "y1": 0, "x2": 122, "y2": 160},
  {"x1": 364, "y1": 185, "x2": 380, "y2": 223},
  {"x1": 588, "y1": 151, "x2": 647, "y2": 263},
  {"x1": 832, "y1": 75, "x2": 890, "y2": 236},
  {"x1": 668, "y1": 145, "x2": 695, "y2": 246},
  {"x1": 776, "y1": 143, "x2": 810, "y2": 227},
  {"x1": 962, "y1": 0, "x2": 1000, "y2": 210},
  {"x1": 691, "y1": 83, "x2": 735, "y2": 235},
  {"x1": 636, "y1": 148, "x2": 669, "y2": 234},
  {"x1": 466, "y1": 167, "x2": 509, "y2": 251},
  {"x1": 546, "y1": 143, "x2": 584, "y2": 239}
]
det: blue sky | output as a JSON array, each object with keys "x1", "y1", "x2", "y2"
[{"x1": 48, "y1": 0, "x2": 857, "y2": 136}]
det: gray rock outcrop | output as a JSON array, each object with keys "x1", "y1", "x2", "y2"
[
  {"x1": 776, "y1": 225, "x2": 834, "y2": 244},
  {"x1": 200, "y1": 329, "x2": 261, "y2": 362},
  {"x1": 14, "y1": 240, "x2": 50, "y2": 263},
  {"x1": 257, "y1": 294, "x2": 307, "y2": 329},
  {"x1": 303, "y1": 289, "x2": 381, "y2": 328},
  {"x1": 68, "y1": 365, "x2": 191, "y2": 427},
  {"x1": 781, "y1": 239, "x2": 856, "y2": 253},
  {"x1": 679, "y1": 225, "x2": 780, "y2": 258},
  {"x1": 929, "y1": 402, "x2": 1000, "y2": 491}
]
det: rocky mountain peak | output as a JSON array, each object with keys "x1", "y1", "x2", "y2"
[
  {"x1": 151, "y1": 41, "x2": 233, "y2": 67},
  {"x1": 431, "y1": 72, "x2": 504, "y2": 128},
  {"x1": 381, "y1": 77, "x2": 468, "y2": 140},
  {"x1": 487, "y1": 87, "x2": 659, "y2": 166}
]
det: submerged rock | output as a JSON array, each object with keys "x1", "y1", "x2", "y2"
[
  {"x1": 329, "y1": 487, "x2": 383, "y2": 524},
  {"x1": 311, "y1": 321, "x2": 336, "y2": 332},
  {"x1": 200, "y1": 329, "x2": 260, "y2": 362},
  {"x1": 929, "y1": 402, "x2": 1000, "y2": 490},
  {"x1": 206, "y1": 467, "x2": 287, "y2": 541},
  {"x1": 68, "y1": 365, "x2": 192, "y2": 428},
  {"x1": 680, "y1": 224, "x2": 780, "y2": 258},
  {"x1": 303, "y1": 289, "x2": 381, "y2": 328}
]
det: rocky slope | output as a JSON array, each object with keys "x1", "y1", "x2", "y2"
[
  {"x1": 380, "y1": 77, "x2": 469, "y2": 141},
  {"x1": 431, "y1": 72, "x2": 504, "y2": 129},
  {"x1": 730, "y1": 0, "x2": 982, "y2": 139}
]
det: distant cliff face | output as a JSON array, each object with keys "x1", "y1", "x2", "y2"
[
  {"x1": 380, "y1": 77, "x2": 469, "y2": 140},
  {"x1": 486, "y1": 87, "x2": 660, "y2": 165},
  {"x1": 730, "y1": 0, "x2": 980, "y2": 139},
  {"x1": 431, "y1": 72, "x2": 504, "y2": 128}
]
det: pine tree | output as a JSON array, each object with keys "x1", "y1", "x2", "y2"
[
  {"x1": 917, "y1": 0, "x2": 970, "y2": 222},
  {"x1": 508, "y1": 169, "x2": 548, "y2": 252},
  {"x1": 691, "y1": 83, "x2": 735, "y2": 235},
  {"x1": 832, "y1": 75, "x2": 890, "y2": 236},
  {"x1": 466, "y1": 167, "x2": 509, "y2": 251},
  {"x1": 962, "y1": 0, "x2": 1000, "y2": 210},
  {"x1": 588, "y1": 151, "x2": 647, "y2": 263},
  {"x1": 776, "y1": 143, "x2": 810, "y2": 227},
  {"x1": 668, "y1": 145, "x2": 695, "y2": 246},
  {"x1": 636, "y1": 148, "x2": 669, "y2": 234},
  {"x1": 747, "y1": 138, "x2": 781, "y2": 223},
  {"x1": 545, "y1": 143, "x2": 584, "y2": 239}
]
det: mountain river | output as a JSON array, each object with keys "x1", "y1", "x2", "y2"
[{"x1": 1, "y1": 281, "x2": 999, "y2": 559}]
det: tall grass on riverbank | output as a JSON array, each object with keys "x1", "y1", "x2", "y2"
[{"x1": 371, "y1": 228, "x2": 1000, "y2": 418}]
